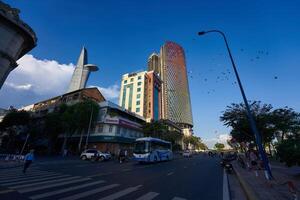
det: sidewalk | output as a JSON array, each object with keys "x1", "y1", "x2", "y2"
[{"x1": 233, "y1": 160, "x2": 300, "y2": 200}]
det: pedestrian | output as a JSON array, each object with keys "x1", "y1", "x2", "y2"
[{"x1": 23, "y1": 149, "x2": 35, "y2": 174}]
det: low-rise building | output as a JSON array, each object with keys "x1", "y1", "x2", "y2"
[{"x1": 77, "y1": 101, "x2": 145, "y2": 155}]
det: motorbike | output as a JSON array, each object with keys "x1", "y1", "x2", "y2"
[{"x1": 220, "y1": 158, "x2": 233, "y2": 173}]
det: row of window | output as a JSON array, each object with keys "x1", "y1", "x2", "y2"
[
  {"x1": 94, "y1": 124, "x2": 143, "y2": 138},
  {"x1": 123, "y1": 76, "x2": 142, "y2": 84}
]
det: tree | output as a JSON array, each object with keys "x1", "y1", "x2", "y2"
[
  {"x1": 142, "y1": 121, "x2": 167, "y2": 138},
  {"x1": 0, "y1": 110, "x2": 31, "y2": 153},
  {"x1": 271, "y1": 107, "x2": 300, "y2": 142},
  {"x1": 276, "y1": 134, "x2": 300, "y2": 167},
  {"x1": 214, "y1": 143, "x2": 225, "y2": 150},
  {"x1": 183, "y1": 135, "x2": 207, "y2": 150},
  {"x1": 74, "y1": 100, "x2": 99, "y2": 152},
  {"x1": 220, "y1": 101, "x2": 276, "y2": 146},
  {"x1": 44, "y1": 111, "x2": 64, "y2": 154}
]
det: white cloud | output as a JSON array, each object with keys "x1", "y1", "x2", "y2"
[
  {"x1": 5, "y1": 82, "x2": 33, "y2": 90},
  {"x1": 0, "y1": 54, "x2": 75, "y2": 108},
  {"x1": 89, "y1": 84, "x2": 120, "y2": 101},
  {"x1": 203, "y1": 134, "x2": 231, "y2": 149}
]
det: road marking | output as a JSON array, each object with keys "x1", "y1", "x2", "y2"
[
  {"x1": 167, "y1": 172, "x2": 174, "y2": 176},
  {"x1": 0, "y1": 171, "x2": 57, "y2": 179},
  {"x1": 223, "y1": 169, "x2": 230, "y2": 200},
  {"x1": 0, "y1": 170, "x2": 50, "y2": 176},
  {"x1": 30, "y1": 180, "x2": 106, "y2": 200},
  {"x1": 98, "y1": 185, "x2": 142, "y2": 200},
  {"x1": 0, "y1": 189, "x2": 14, "y2": 194},
  {"x1": 183, "y1": 166, "x2": 187, "y2": 169},
  {"x1": 122, "y1": 168, "x2": 131, "y2": 172},
  {"x1": 136, "y1": 192, "x2": 159, "y2": 200},
  {"x1": 88, "y1": 172, "x2": 113, "y2": 178},
  {"x1": 10, "y1": 176, "x2": 80, "y2": 189},
  {"x1": 2, "y1": 174, "x2": 70, "y2": 186},
  {"x1": 59, "y1": 184, "x2": 119, "y2": 200},
  {"x1": 172, "y1": 197, "x2": 187, "y2": 200},
  {"x1": 19, "y1": 177, "x2": 91, "y2": 193},
  {"x1": 0, "y1": 172, "x2": 60, "y2": 181}
]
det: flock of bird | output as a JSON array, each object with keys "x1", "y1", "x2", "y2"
[{"x1": 186, "y1": 48, "x2": 278, "y2": 95}]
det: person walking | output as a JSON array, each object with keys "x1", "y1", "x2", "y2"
[
  {"x1": 23, "y1": 149, "x2": 35, "y2": 174},
  {"x1": 249, "y1": 150, "x2": 259, "y2": 177}
]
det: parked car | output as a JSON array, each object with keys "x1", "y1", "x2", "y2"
[
  {"x1": 183, "y1": 150, "x2": 192, "y2": 158},
  {"x1": 80, "y1": 149, "x2": 111, "y2": 161}
]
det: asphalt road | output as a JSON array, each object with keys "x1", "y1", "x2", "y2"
[{"x1": 0, "y1": 155, "x2": 223, "y2": 200}]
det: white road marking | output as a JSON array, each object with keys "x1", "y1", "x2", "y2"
[
  {"x1": 0, "y1": 172, "x2": 60, "y2": 182},
  {"x1": 59, "y1": 184, "x2": 119, "y2": 200},
  {"x1": 0, "y1": 171, "x2": 51, "y2": 177},
  {"x1": 30, "y1": 180, "x2": 106, "y2": 200},
  {"x1": 19, "y1": 177, "x2": 91, "y2": 193},
  {"x1": 88, "y1": 172, "x2": 113, "y2": 178},
  {"x1": 1, "y1": 174, "x2": 70, "y2": 186},
  {"x1": 11, "y1": 176, "x2": 80, "y2": 189},
  {"x1": 98, "y1": 185, "x2": 142, "y2": 200},
  {"x1": 0, "y1": 189, "x2": 14, "y2": 194},
  {"x1": 223, "y1": 169, "x2": 230, "y2": 200},
  {"x1": 167, "y1": 172, "x2": 174, "y2": 176},
  {"x1": 136, "y1": 192, "x2": 159, "y2": 200},
  {"x1": 172, "y1": 197, "x2": 187, "y2": 200}
]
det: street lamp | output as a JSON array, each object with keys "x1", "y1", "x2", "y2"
[
  {"x1": 84, "y1": 105, "x2": 94, "y2": 149},
  {"x1": 198, "y1": 30, "x2": 273, "y2": 180}
]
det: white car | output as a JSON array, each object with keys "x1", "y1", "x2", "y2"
[
  {"x1": 183, "y1": 150, "x2": 192, "y2": 158},
  {"x1": 80, "y1": 149, "x2": 111, "y2": 161}
]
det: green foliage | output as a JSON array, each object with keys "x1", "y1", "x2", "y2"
[
  {"x1": 142, "y1": 121, "x2": 168, "y2": 138},
  {"x1": 0, "y1": 110, "x2": 31, "y2": 130},
  {"x1": 214, "y1": 143, "x2": 225, "y2": 150},
  {"x1": 183, "y1": 135, "x2": 207, "y2": 150},
  {"x1": 276, "y1": 134, "x2": 300, "y2": 167}
]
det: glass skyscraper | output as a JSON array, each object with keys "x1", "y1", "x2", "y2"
[{"x1": 160, "y1": 41, "x2": 193, "y2": 128}]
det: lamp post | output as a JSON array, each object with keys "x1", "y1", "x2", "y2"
[
  {"x1": 84, "y1": 105, "x2": 94, "y2": 149},
  {"x1": 198, "y1": 30, "x2": 273, "y2": 180}
]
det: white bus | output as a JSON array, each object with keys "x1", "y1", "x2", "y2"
[{"x1": 133, "y1": 137, "x2": 173, "y2": 163}]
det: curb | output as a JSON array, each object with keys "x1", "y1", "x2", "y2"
[{"x1": 233, "y1": 165, "x2": 259, "y2": 200}]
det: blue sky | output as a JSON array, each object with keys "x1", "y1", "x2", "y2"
[{"x1": 1, "y1": 0, "x2": 300, "y2": 147}]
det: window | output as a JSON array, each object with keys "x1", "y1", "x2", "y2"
[
  {"x1": 124, "y1": 80, "x2": 127, "y2": 84},
  {"x1": 108, "y1": 125, "x2": 113, "y2": 133},
  {"x1": 136, "y1": 101, "x2": 140, "y2": 105},
  {"x1": 130, "y1": 78, "x2": 134, "y2": 82},
  {"x1": 137, "y1": 82, "x2": 142, "y2": 86},
  {"x1": 137, "y1": 94, "x2": 141, "y2": 99},
  {"x1": 98, "y1": 124, "x2": 104, "y2": 133},
  {"x1": 137, "y1": 88, "x2": 141, "y2": 92},
  {"x1": 138, "y1": 76, "x2": 142, "y2": 80},
  {"x1": 136, "y1": 107, "x2": 140, "y2": 112}
]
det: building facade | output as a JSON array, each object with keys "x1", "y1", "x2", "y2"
[
  {"x1": 145, "y1": 71, "x2": 162, "y2": 122},
  {"x1": 160, "y1": 41, "x2": 193, "y2": 130},
  {"x1": 0, "y1": 1, "x2": 37, "y2": 89},
  {"x1": 119, "y1": 71, "x2": 147, "y2": 117},
  {"x1": 148, "y1": 53, "x2": 161, "y2": 75},
  {"x1": 81, "y1": 101, "x2": 145, "y2": 155},
  {"x1": 67, "y1": 47, "x2": 98, "y2": 93}
]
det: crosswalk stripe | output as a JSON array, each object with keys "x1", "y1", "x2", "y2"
[
  {"x1": 19, "y1": 177, "x2": 91, "y2": 193},
  {"x1": 0, "y1": 171, "x2": 55, "y2": 178},
  {"x1": 0, "y1": 170, "x2": 42, "y2": 175},
  {"x1": 98, "y1": 185, "x2": 142, "y2": 200},
  {"x1": 2, "y1": 175, "x2": 70, "y2": 186},
  {"x1": 136, "y1": 192, "x2": 159, "y2": 200},
  {"x1": 0, "y1": 189, "x2": 15, "y2": 194},
  {"x1": 30, "y1": 180, "x2": 106, "y2": 200},
  {"x1": 172, "y1": 197, "x2": 187, "y2": 200},
  {"x1": 11, "y1": 176, "x2": 81, "y2": 189},
  {"x1": 0, "y1": 173, "x2": 61, "y2": 182},
  {"x1": 59, "y1": 184, "x2": 119, "y2": 200}
]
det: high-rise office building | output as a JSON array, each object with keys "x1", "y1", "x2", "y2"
[
  {"x1": 0, "y1": 1, "x2": 37, "y2": 89},
  {"x1": 160, "y1": 41, "x2": 193, "y2": 130},
  {"x1": 147, "y1": 53, "x2": 160, "y2": 75},
  {"x1": 119, "y1": 70, "x2": 162, "y2": 121},
  {"x1": 67, "y1": 47, "x2": 98, "y2": 93},
  {"x1": 145, "y1": 71, "x2": 162, "y2": 121},
  {"x1": 119, "y1": 71, "x2": 147, "y2": 117}
]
